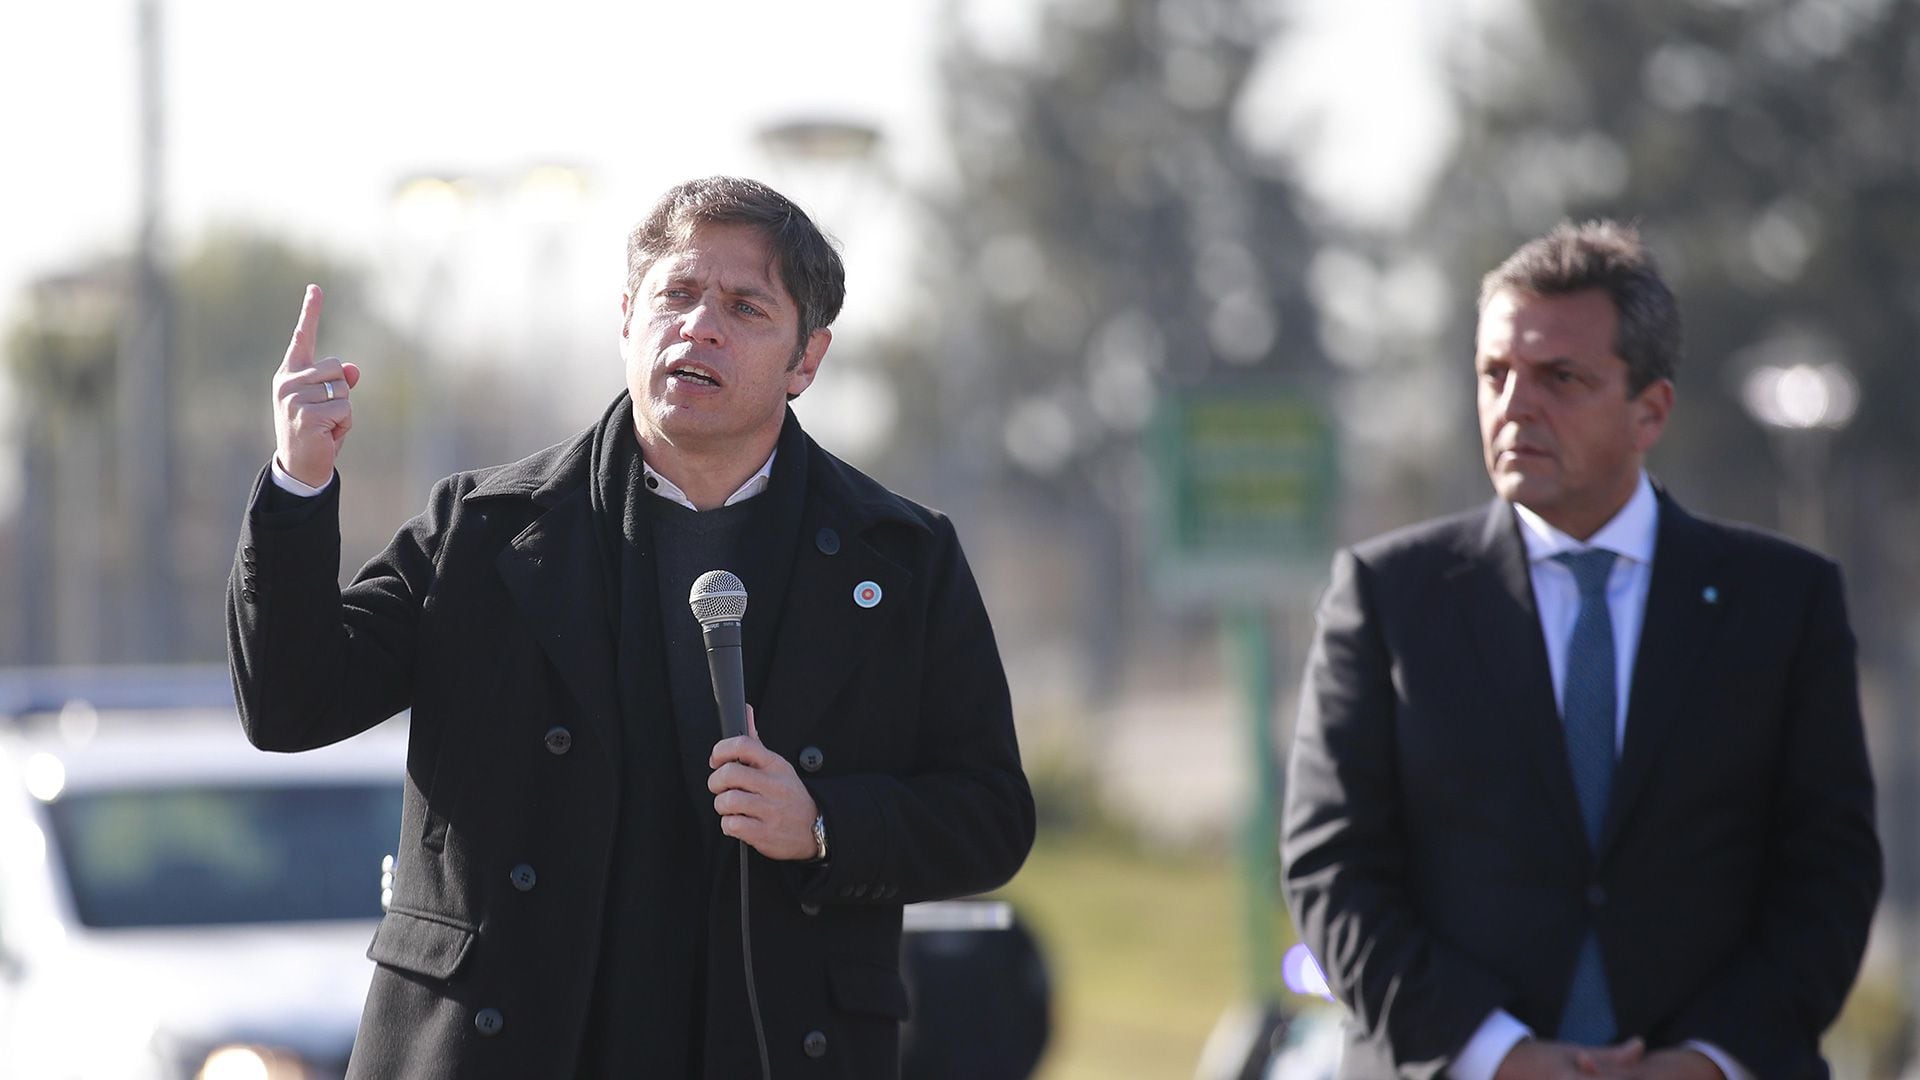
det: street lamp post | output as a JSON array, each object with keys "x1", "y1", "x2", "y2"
[
  {"x1": 1735, "y1": 342, "x2": 1918, "y2": 1037},
  {"x1": 750, "y1": 117, "x2": 929, "y2": 489},
  {"x1": 1738, "y1": 356, "x2": 1857, "y2": 552},
  {"x1": 388, "y1": 174, "x2": 478, "y2": 499},
  {"x1": 117, "y1": 0, "x2": 177, "y2": 661}
]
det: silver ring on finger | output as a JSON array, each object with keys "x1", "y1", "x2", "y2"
[{"x1": 323, "y1": 380, "x2": 336, "y2": 402}]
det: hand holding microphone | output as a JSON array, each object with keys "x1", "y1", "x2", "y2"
[{"x1": 692, "y1": 571, "x2": 821, "y2": 861}]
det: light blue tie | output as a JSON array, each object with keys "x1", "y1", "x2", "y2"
[{"x1": 1553, "y1": 549, "x2": 1617, "y2": 1042}]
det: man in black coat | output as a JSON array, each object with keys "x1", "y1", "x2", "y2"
[
  {"x1": 1281, "y1": 221, "x2": 1879, "y2": 1079},
  {"x1": 227, "y1": 176, "x2": 1035, "y2": 1078}
]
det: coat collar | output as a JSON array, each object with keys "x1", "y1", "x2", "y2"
[
  {"x1": 462, "y1": 405, "x2": 930, "y2": 538},
  {"x1": 465, "y1": 429, "x2": 596, "y2": 508},
  {"x1": 476, "y1": 403, "x2": 935, "y2": 782}
]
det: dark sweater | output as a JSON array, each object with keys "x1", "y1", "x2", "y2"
[{"x1": 577, "y1": 491, "x2": 760, "y2": 1078}]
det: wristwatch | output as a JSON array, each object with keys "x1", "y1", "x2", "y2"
[{"x1": 810, "y1": 813, "x2": 829, "y2": 863}]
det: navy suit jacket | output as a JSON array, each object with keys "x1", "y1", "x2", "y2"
[{"x1": 1281, "y1": 492, "x2": 1880, "y2": 1079}]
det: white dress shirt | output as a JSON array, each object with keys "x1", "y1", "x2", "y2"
[
  {"x1": 639, "y1": 452, "x2": 775, "y2": 510},
  {"x1": 1448, "y1": 474, "x2": 1751, "y2": 1080}
]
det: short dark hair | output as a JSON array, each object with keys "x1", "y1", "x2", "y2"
[
  {"x1": 1479, "y1": 219, "x2": 1682, "y2": 396},
  {"x1": 625, "y1": 176, "x2": 846, "y2": 357}
]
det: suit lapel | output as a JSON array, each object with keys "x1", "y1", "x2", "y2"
[
  {"x1": 1599, "y1": 495, "x2": 1726, "y2": 858},
  {"x1": 1458, "y1": 500, "x2": 1593, "y2": 854},
  {"x1": 495, "y1": 485, "x2": 623, "y2": 763}
]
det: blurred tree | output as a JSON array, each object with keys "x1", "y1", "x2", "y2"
[
  {"x1": 6, "y1": 272, "x2": 123, "y2": 664},
  {"x1": 3, "y1": 229, "x2": 429, "y2": 664},
  {"x1": 927, "y1": 0, "x2": 1326, "y2": 701},
  {"x1": 170, "y1": 228, "x2": 430, "y2": 661}
]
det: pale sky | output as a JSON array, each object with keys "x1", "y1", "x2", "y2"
[
  {"x1": 0, "y1": 0, "x2": 953, "y2": 320},
  {"x1": 0, "y1": 0, "x2": 1455, "y2": 473},
  {"x1": 0, "y1": 0, "x2": 1456, "y2": 305}
]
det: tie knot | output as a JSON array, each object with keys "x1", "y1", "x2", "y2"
[{"x1": 1554, "y1": 549, "x2": 1617, "y2": 599}]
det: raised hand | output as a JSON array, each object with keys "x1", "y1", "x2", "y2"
[{"x1": 271, "y1": 284, "x2": 361, "y2": 488}]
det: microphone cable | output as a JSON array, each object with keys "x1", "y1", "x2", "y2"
[{"x1": 738, "y1": 840, "x2": 773, "y2": 1080}]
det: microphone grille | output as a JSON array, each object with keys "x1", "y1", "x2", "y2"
[{"x1": 689, "y1": 570, "x2": 748, "y2": 627}]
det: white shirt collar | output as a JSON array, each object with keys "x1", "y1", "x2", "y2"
[
  {"x1": 1514, "y1": 471, "x2": 1659, "y2": 566},
  {"x1": 642, "y1": 449, "x2": 778, "y2": 511}
]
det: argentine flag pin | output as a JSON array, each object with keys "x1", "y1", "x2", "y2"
[{"x1": 854, "y1": 581, "x2": 883, "y2": 609}]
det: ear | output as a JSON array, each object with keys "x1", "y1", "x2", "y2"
[
  {"x1": 1630, "y1": 377, "x2": 1674, "y2": 453},
  {"x1": 619, "y1": 291, "x2": 635, "y2": 340},
  {"x1": 785, "y1": 327, "x2": 832, "y2": 399}
]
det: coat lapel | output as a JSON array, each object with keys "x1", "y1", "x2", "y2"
[
  {"x1": 755, "y1": 444, "x2": 919, "y2": 752},
  {"x1": 1457, "y1": 500, "x2": 1592, "y2": 854},
  {"x1": 494, "y1": 483, "x2": 623, "y2": 764},
  {"x1": 1599, "y1": 494, "x2": 1726, "y2": 859}
]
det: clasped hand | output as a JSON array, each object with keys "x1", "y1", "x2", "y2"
[
  {"x1": 708, "y1": 705, "x2": 820, "y2": 861},
  {"x1": 1496, "y1": 1039, "x2": 1725, "y2": 1080}
]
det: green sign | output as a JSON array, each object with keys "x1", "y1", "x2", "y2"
[{"x1": 1149, "y1": 389, "x2": 1336, "y2": 604}]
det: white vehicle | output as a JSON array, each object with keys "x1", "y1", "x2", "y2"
[{"x1": 0, "y1": 667, "x2": 405, "y2": 1080}]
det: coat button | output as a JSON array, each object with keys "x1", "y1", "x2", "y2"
[
  {"x1": 814, "y1": 527, "x2": 840, "y2": 555},
  {"x1": 800, "y1": 902, "x2": 820, "y2": 916},
  {"x1": 798, "y1": 746, "x2": 825, "y2": 773},
  {"x1": 543, "y1": 726, "x2": 573, "y2": 755},
  {"x1": 802, "y1": 1030, "x2": 828, "y2": 1058},
  {"x1": 475, "y1": 1008, "x2": 504, "y2": 1037},
  {"x1": 1586, "y1": 884, "x2": 1607, "y2": 910},
  {"x1": 510, "y1": 864, "x2": 537, "y2": 892}
]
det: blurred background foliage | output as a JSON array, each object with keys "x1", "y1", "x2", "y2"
[
  {"x1": 5, "y1": 233, "x2": 436, "y2": 664},
  {"x1": 5, "y1": 0, "x2": 1918, "y2": 1073}
]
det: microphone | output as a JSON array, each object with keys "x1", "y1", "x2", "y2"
[
  {"x1": 689, "y1": 570, "x2": 749, "y2": 739},
  {"x1": 690, "y1": 569, "x2": 773, "y2": 1080}
]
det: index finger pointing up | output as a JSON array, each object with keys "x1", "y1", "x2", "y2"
[{"x1": 284, "y1": 284, "x2": 324, "y2": 371}]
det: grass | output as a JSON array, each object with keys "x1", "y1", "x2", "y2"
[{"x1": 991, "y1": 832, "x2": 1295, "y2": 1080}]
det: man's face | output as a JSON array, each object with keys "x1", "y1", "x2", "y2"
[
  {"x1": 621, "y1": 221, "x2": 830, "y2": 457},
  {"x1": 1475, "y1": 287, "x2": 1672, "y2": 540}
]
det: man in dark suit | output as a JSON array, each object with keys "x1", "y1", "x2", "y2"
[
  {"x1": 1281, "y1": 220, "x2": 1879, "y2": 1079},
  {"x1": 227, "y1": 176, "x2": 1035, "y2": 1078}
]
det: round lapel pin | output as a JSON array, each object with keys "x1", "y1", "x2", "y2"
[
  {"x1": 1702, "y1": 586, "x2": 1719, "y2": 604},
  {"x1": 853, "y1": 580, "x2": 883, "y2": 609}
]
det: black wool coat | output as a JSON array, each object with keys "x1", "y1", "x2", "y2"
[{"x1": 227, "y1": 409, "x2": 1035, "y2": 1079}]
